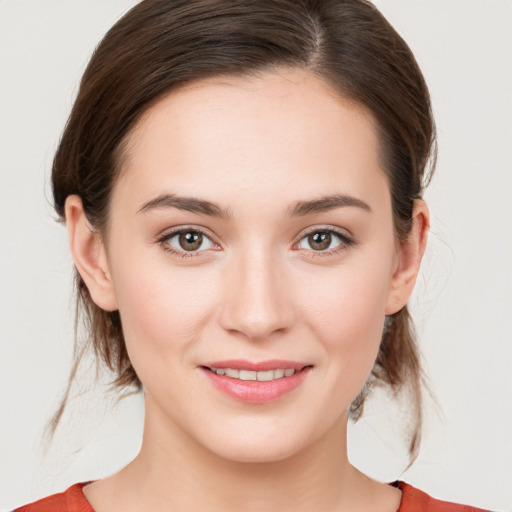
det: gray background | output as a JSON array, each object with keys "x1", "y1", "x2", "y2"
[{"x1": 1, "y1": 1, "x2": 511, "y2": 510}]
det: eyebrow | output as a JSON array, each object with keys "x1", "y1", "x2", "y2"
[
  {"x1": 138, "y1": 192, "x2": 371, "y2": 218},
  {"x1": 286, "y1": 194, "x2": 372, "y2": 216},
  {"x1": 138, "y1": 193, "x2": 232, "y2": 219}
]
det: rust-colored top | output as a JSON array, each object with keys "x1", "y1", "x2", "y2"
[{"x1": 13, "y1": 481, "x2": 490, "y2": 511}]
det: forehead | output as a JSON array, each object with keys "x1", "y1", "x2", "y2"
[{"x1": 114, "y1": 68, "x2": 389, "y2": 215}]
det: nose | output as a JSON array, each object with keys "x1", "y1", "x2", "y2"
[{"x1": 218, "y1": 247, "x2": 295, "y2": 341}]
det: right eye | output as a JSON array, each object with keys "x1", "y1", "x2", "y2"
[{"x1": 158, "y1": 228, "x2": 216, "y2": 258}]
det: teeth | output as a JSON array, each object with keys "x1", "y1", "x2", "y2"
[
  {"x1": 211, "y1": 367, "x2": 297, "y2": 381},
  {"x1": 239, "y1": 370, "x2": 257, "y2": 381},
  {"x1": 224, "y1": 368, "x2": 239, "y2": 378},
  {"x1": 273, "y1": 369, "x2": 285, "y2": 379},
  {"x1": 256, "y1": 370, "x2": 274, "y2": 382}
]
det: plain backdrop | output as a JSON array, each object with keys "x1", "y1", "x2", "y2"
[{"x1": 1, "y1": 1, "x2": 511, "y2": 510}]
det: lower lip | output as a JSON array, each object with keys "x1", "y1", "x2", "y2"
[{"x1": 201, "y1": 367, "x2": 311, "y2": 404}]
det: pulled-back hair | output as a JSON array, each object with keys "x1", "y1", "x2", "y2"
[{"x1": 49, "y1": 0, "x2": 436, "y2": 462}]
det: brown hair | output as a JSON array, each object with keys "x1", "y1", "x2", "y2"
[{"x1": 49, "y1": 0, "x2": 436, "y2": 462}]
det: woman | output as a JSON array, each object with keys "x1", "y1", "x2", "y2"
[{"x1": 10, "y1": 0, "x2": 495, "y2": 510}]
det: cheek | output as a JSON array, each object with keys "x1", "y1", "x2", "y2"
[
  {"x1": 109, "y1": 251, "x2": 218, "y2": 371},
  {"x1": 300, "y1": 256, "x2": 394, "y2": 388}
]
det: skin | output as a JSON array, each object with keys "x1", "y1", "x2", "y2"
[{"x1": 66, "y1": 67, "x2": 429, "y2": 511}]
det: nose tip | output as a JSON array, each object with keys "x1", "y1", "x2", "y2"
[{"x1": 218, "y1": 255, "x2": 295, "y2": 341}]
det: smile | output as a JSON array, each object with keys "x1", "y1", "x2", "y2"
[
  {"x1": 200, "y1": 360, "x2": 312, "y2": 403},
  {"x1": 208, "y1": 368, "x2": 297, "y2": 381}
]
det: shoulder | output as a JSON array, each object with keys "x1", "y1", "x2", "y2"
[
  {"x1": 12, "y1": 483, "x2": 94, "y2": 512},
  {"x1": 396, "y1": 481, "x2": 491, "y2": 512}
]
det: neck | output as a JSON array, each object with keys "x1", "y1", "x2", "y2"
[
  {"x1": 118, "y1": 398, "x2": 363, "y2": 511},
  {"x1": 86, "y1": 393, "x2": 401, "y2": 512}
]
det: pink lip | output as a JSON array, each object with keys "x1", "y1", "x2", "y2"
[{"x1": 199, "y1": 360, "x2": 312, "y2": 404}]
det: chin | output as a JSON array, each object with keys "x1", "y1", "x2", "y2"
[
  {"x1": 194, "y1": 416, "x2": 325, "y2": 465},
  {"x1": 211, "y1": 436, "x2": 305, "y2": 464}
]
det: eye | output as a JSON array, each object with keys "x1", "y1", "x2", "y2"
[
  {"x1": 158, "y1": 228, "x2": 216, "y2": 257},
  {"x1": 296, "y1": 228, "x2": 354, "y2": 255}
]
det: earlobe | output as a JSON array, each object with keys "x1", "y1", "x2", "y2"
[
  {"x1": 385, "y1": 200, "x2": 430, "y2": 315},
  {"x1": 65, "y1": 195, "x2": 118, "y2": 312}
]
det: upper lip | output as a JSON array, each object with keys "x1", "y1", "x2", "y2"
[{"x1": 201, "y1": 359, "x2": 310, "y2": 372}]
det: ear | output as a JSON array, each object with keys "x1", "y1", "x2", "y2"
[
  {"x1": 65, "y1": 195, "x2": 118, "y2": 312},
  {"x1": 385, "y1": 199, "x2": 430, "y2": 315}
]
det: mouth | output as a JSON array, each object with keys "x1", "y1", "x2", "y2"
[
  {"x1": 199, "y1": 360, "x2": 312, "y2": 403},
  {"x1": 204, "y1": 367, "x2": 301, "y2": 381}
]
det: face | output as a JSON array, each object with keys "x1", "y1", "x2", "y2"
[{"x1": 87, "y1": 68, "x2": 412, "y2": 462}]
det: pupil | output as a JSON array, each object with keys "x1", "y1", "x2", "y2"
[
  {"x1": 309, "y1": 232, "x2": 331, "y2": 250},
  {"x1": 179, "y1": 231, "x2": 202, "y2": 251}
]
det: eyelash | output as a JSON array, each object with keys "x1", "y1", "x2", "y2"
[
  {"x1": 156, "y1": 226, "x2": 216, "y2": 259},
  {"x1": 156, "y1": 226, "x2": 356, "y2": 259},
  {"x1": 297, "y1": 227, "x2": 356, "y2": 258}
]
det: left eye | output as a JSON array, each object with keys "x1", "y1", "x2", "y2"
[
  {"x1": 297, "y1": 230, "x2": 344, "y2": 252},
  {"x1": 164, "y1": 230, "x2": 214, "y2": 253}
]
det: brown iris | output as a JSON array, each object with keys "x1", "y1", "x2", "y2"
[
  {"x1": 179, "y1": 231, "x2": 203, "y2": 251},
  {"x1": 308, "y1": 231, "x2": 332, "y2": 250}
]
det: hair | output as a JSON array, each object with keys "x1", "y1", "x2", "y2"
[{"x1": 48, "y1": 0, "x2": 436, "y2": 463}]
